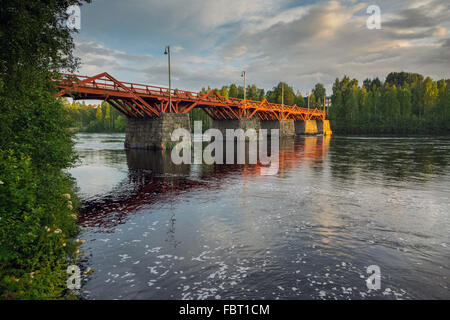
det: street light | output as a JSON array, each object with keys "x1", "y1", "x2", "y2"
[
  {"x1": 164, "y1": 46, "x2": 171, "y2": 112},
  {"x1": 307, "y1": 92, "x2": 310, "y2": 111},
  {"x1": 241, "y1": 71, "x2": 246, "y2": 117},
  {"x1": 241, "y1": 71, "x2": 246, "y2": 102}
]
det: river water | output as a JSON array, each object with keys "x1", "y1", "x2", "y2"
[{"x1": 70, "y1": 133, "x2": 450, "y2": 300}]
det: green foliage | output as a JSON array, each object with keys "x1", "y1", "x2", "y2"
[
  {"x1": 0, "y1": 151, "x2": 79, "y2": 299},
  {"x1": 189, "y1": 108, "x2": 210, "y2": 132},
  {"x1": 312, "y1": 83, "x2": 326, "y2": 105},
  {"x1": 64, "y1": 100, "x2": 126, "y2": 132},
  {"x1": 267, "y1": 82, "x2": 296, "y2": 105},
  {"x1": 329, "y1": 72, "x2": 450, "y2": 134},
  {"x1": 0, "y1": 0, "x2": 91, "y2": 299},
  {"x1": 199, "y1": 81, "x2": 321, "y2": 109}
]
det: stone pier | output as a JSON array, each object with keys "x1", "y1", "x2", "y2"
[
  {"x1": 314, "y1": 120, "x2": 333, "y2": 135},
  {"x1": 209, "y1": 117, "x2": 261, "y2": 139},
  {"x1": 260, "y1": 119, "x2": 295, "y2": 136},
  {"x1": 125, "y1": 113, "x2": 331, "y2": 150},
  {"x1": 295, "y1": 120, "x2": 318, "y2": 135},
  {"x1": 316, "y1": 120, "x2": 323, "y2": 134},
  {"x1": 125, "y1": 113, "x2": 191, "y2": 149},
  {"x1": 322, "y1": 120, "x2": 332, "y2": 135}
]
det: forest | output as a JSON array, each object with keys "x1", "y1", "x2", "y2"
[
  {"x1": 330, "y1": 72, "x2": 450, "y2": 134},
  {"x1": 65, "y1": 71, "x2": 449, "y2": 135},
  {"x1": 63, "y1": 100, "x2": 126, "y2": 132}
]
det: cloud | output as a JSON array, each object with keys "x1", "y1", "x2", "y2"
[
  {"x1": 383, "y1": 8, "x2": 436, "y2": 29},
  {"x1": 74, "y1": 0, "x2": 450, "y2": 94},
  {"x1": 171, "y1": 46, "x2": 184, "y2": 53},
  {"x1": 73, "y1": 39, "x2": 154, "y2": 78}
]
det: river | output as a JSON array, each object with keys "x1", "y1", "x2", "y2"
[{"x1": 69, "y1": 133, "x2": 450, "y2": 300}]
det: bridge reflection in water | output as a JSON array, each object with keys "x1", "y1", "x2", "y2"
[
  {"x1": 75, "y1": 134, "x2": 450, "y2": 300},
  {"x1": 79, "y1": 135, "x2": 331, "y2": 230}
]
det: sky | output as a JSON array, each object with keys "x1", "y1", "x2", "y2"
[{"x1": 73, "y1": 0, "x2": 450, "y2": 95}]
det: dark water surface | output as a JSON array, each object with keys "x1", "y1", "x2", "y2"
[{"x1": 70, "y1": 133, "x2": 450, "y2": 300}]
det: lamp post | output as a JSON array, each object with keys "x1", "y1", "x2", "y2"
[
  {"x1": 307, "y1": 92, "x2": 310, "y2": 111},
  {"x1": 241, "y1": 71, "x2": 246, "y2": 117},
  {"x1": 164, "y1": 46, "x2": 171, "y2": 112}
]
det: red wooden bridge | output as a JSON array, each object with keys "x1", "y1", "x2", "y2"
[{"x1": 53, "y1": 72, "x2": 327, "y2": 121}]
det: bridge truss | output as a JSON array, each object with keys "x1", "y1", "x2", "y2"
[{"x1": 53, "y1": 72, "x2": 327, "y2": 121}]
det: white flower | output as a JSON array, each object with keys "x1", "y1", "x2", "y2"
[
  {"x1": 0, "y1": 180, "x2": 4, "y2": 185},
  {"x1": 54, "y1": 228, "x2": 62, "y2": 234},
  {"x1": 62, "y1": 193, "x2": 71, "y2": 200}
]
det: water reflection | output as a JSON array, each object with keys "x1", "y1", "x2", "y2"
[
  {"x1": 79, "y1": 136, "x2": 331, "y2": 230},
  {"x1": 328, "y1": 137, "x2": 450, "y2": 185},
  {"x1": 73, "y1": 134, "x2": 450, "y2": 300}
]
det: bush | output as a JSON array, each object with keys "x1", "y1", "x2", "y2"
[
  {"x1": 0, "y1": 0, "x2": 91, "y2": 299},
  {"x1": 0, "y1": 150, "x2": 80, "y2": 299}
]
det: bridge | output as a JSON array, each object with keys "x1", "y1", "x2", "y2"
[{"x1": 54, "y1": 72, "x2": 332, "y2": 149}]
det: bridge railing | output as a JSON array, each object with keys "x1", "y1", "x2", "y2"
[{"x1": 54, "y1": 73, "x2": 327, "y2": 117}]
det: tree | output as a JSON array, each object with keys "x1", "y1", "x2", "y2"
[
  {"x1": 0, "y1": 0, "x2": 91, "y2": 298},
  {"x1": 386, "y1": 72, "x2": 424, "y2": 88},
  {"x1": 247, "y1": 84, "x2": 259, "y2": 101},
  {"x1": 423, "y1": 77, "x2": 438, "y2": 116},
  {"x1": 258, "y1": 89, "x2": 266, "y2": 101},
  {"x1": 267, "y1": 82, "x2": 296, "y2": 105},
  {"x1": 398, "y1": 87, "x2": 412, "y2": 119},
  {"x1": 296, "y1": 91, "x2": 305, "y2": 106},
  {"x1": 229, "y1": 84, "x2": 238, "y2": 98},
  {"x1": 220, "y1": 86, "x2": 228, "y2": 97},
  {"x1": 309, "y1": 93, "x2": 317, "y2": 107},
  {"x1": 312, "y1": 83, "x2": 326, "y2": 105}
]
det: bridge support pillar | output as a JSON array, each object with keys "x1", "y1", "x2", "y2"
[
  {"x1": 315, "y1": 120, "x2": 333, "y2": 135},
  {"x1": 260, "y1": 119, "x2": 295, "y2": 136},
  {"x1": 295, "y1": 120, "x2": 319, "y2": 135},
  {"x1": 125, "y1": 113, "x2": 191, "y2": 149},
  {"x1": 322, "y1": 120, "x2": 332, "y2": 135},
  {"x1": 317, "y1": 120, "x2": 323, "y2": 134},
  {"x1": 209, "y1": 117, "x2": 261, "y2": 139}
]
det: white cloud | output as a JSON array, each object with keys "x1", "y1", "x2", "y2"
[{"x1": 75, "y1": 0, "x2": 450, "y2": 94}]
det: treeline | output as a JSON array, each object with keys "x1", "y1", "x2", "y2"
[
  {"x1": 200, "y1": 82, "x2": 327, "y2": 107},
  {"x1": 193, "y1": 82, "x2": 323, "y2": 131},
  {"x1": 329, "y1": 72, "x2": 450, "y2": 134},
  {"x1": 1, "y1": 0, "x2": 91, "y2": 299},
  {"x1": 64, "y1": 100, "x2": 126, "y2": 132}
]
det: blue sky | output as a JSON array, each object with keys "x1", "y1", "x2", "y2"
[{"x1": 73, "y1": 0, "x2": 450, "y2": 94}]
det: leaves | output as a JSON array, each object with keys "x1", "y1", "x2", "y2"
[
  {"x1": 329, "y1": 73, "x2": 450, "y2": 134},
  {"x1": 0, "y1": 0, "x2": 90, "y2": 299}
]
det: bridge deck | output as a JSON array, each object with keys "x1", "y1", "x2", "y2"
[{"x1": 54, "y1": 72, "x2": 327, "y2": 121}]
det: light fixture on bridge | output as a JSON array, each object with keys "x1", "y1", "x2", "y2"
[
  {"x1": 241, "y1": 71, "x2": 246, "y2": 113},
  {"x1": 164, "y1": 46, "x2": 171, "y2": 112}
]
